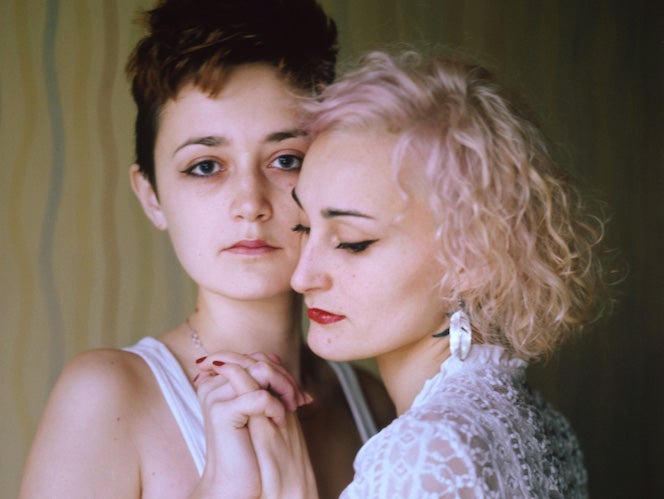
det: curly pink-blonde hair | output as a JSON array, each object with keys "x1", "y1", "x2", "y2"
[{"x1": 305, "y1": 51, "x2": 610, "y2": 361}]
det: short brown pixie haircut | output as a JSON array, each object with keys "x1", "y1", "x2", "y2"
[{"x1": 126, "y1": 0, "x2": 338, "y2": 190}]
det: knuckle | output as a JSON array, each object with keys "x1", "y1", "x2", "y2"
[
  {"x1": 249, "y1": 360, "x2": 272, "y2": 380},
  {"x1": 253, "y1": 389, "x2": 272, "y2": 404},
  {"x1": 222, "y1": 363, "x2": 242, "y2": 375},
  {"x1": 250, "y1": 351, "x2": 270, "y2": 362}
]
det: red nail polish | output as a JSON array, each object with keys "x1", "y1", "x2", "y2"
[
  {"x1": 192, "y1": 374, "x2": 200, "y2": 383},
  {"x1": 212, "y1": 360, "x2": 225, "y2": 367},
  {"x1": 196, "y1": 356, "x2": 207, "y2": 364}
]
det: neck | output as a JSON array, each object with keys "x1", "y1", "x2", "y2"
[
  {"x1": 376, "y1": 335, "x2": 451, "y2": 416},
  {"x1": 190, "y1": 290, "x2": 304, "y2": 381}
]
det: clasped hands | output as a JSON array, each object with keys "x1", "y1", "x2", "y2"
[{"x1": 189, "y1": 351, "x2": 318, "y2": 499}]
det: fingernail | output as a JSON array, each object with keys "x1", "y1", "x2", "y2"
[
  {"x1": 195, "y1": 356, "x2": 207, "y2": 364},
  {"x1": 212, "y1": 360, "x2": 225, "y2": 367},
  {"x1": 192, "y1": 374, "x2": 200, "y2": 383}
]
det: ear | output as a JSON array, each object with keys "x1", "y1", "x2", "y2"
[{"x1": 129, "y1": 164, "x2": 168, "y2": 231}]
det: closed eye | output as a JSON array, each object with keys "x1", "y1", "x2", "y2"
[
  {"x1": 336, "y1": 240, "x2": 377, "y2": 253},
  {"x1": 292, "y1": 223, "x2": 310, "y2": 234}
]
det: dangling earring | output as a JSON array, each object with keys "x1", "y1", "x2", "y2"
[
  {"x1": 449, "y1": 308, "x2": 472, "y2": 361},
  {"x1": 431, "y1": 307, "x2": 472, "y2": 361}
]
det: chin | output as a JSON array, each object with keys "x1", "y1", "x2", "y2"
[
  {"x1": 306, "y1": 329, "x2": 359, "y2": 363},
  {"x1": 218, "y1": 282, "x2": 293, "y2": 301},
  {"x1": 244, "y1": 288, "x2": 294, "y2": 301}
]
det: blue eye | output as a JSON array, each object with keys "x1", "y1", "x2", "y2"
[
  {"x1": 271, "y1": 155, "x2": 303, "y2": 171},
  {"x1": 336, "y1": 240, "x2": 378, "y2": 254},
  {"x1": 184, "y1": 159, "x2": 221, "y2": 176}
]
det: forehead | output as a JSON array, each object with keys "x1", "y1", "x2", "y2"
[
  {"x1": 301, "y1": 129, "x2": 398, "y2": 188},
  {"x1": 156, "y1": 64, "x2": 302, "y2": 143},
  {"x1": 297, "y1": 129, "x2": 417, "y2": 217}
]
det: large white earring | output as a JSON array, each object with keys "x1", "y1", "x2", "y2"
[{"x1": 449, "y1": 309, "x2": 472, "y2": 361}]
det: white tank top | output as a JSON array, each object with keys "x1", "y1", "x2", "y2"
[{"x1": 124, "y1": 336, "x2": 378, "y2": 475}]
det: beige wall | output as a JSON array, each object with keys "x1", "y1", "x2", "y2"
[{"x1": 1, "y1": 1, "x2": 661, "y2": 497}]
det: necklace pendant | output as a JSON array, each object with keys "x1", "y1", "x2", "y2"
[{"x1": 185, "y1": 318, "x2": 210, "y2": 356}]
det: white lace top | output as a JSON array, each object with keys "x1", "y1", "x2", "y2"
[{"x1": 341, "y1": 345, "x2": 587, "y2": 498}]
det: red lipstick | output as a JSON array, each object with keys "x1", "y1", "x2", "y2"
[
  {"x1": 307, "y1": 308, "x2": 345, "y2": 324},
  {"x1": 226, "y1": 239, "x2": 277, "y2": 255}
]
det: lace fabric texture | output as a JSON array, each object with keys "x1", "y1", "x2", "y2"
[{"x1": 341, "y1": 345, "x2": 587, "y2": 499}]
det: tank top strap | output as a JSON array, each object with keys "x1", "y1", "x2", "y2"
[
  {"x1": 124, "y1": 337, "x2": 206, "y2": 475},
  {"x1": 327, "y1": 361, "x2": 378, "y2": 443}
]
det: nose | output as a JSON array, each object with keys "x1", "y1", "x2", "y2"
[
  {"x1": 230, "y1": 169, "x2": 272, "y2": 222},
  {"x1": 291, "y1": 237, "x2": 331, "y2": 294}
]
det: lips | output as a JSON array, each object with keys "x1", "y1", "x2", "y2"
[
  {"x1": 225, "y1": 239, "x2": 279, "y2": 255},
  {"x1": 307, "y1": 308, "x2": 346, "y2": 324}
]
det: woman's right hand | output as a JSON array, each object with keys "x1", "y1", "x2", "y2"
[
  {"x1": 191, "y1": 352, "x2": 317, "y2": 499},
  {"x1": 248, "y1": 405, "x2": 319, "y2": 499}
]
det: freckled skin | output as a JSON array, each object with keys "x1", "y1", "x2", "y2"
[{"x1": 291, "y1": 129, "x2": 450, "y2": 414}]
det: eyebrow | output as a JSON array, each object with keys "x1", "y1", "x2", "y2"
[
  {"x1": 173, "y1": 128, "x2": 307, "y2": 157},
  {"x1": 173, "y1": 135, "x2": 227, "y2": 156},
  {"x1": 291, "y1": 188, "x2": 374, "y2": 220},
  {"x1": 266, "y1": 129, "x2": 307, "y2": 142}
]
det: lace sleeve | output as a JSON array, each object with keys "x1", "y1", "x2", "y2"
[{"x1": 341, "y1": 409, "x2": 490, "y2": 499}]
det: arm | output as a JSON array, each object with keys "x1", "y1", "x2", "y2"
[{"x1": 19, "y1": 350, "x2": 142, "y2": 499}]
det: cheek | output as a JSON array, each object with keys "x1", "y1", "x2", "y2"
[
  {"x1": 386, "y1": 258, "x2": 442, "y2": 312},
  {"x1": 161, "y1": 199, "x2": 213, "y2": 250},
  {"x1": 267, "y1": 170, "x2": 299, "y2": 196},
  {"x1": 343, "y1": 269, "x2": 382, "y2": 314},
  {"x1": 168, "y1": 223, "x2": 208, "y2": 270},
  {"x1": 274, "y1": 188, "x2": 299, "y2": 216}
]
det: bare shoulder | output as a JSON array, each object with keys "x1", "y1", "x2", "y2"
[
  {"x1": 60, "y1": 347, "x2": 149, "y2": 391},
  {"x1": 45, "y1": 348, "x2": 153, "y2": 417},
  {"x1": 353, "y1": 365, "x2": 396, "y2": 431},
  {"x1": 64, "y1": 345, "x2": 143, "y2": 376},
  {"x1": 19, "y1": 348, "x2": 151, "y2": 498}
]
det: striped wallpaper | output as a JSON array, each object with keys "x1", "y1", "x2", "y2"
[
  {"x1": 1, "y1": 0, "x2": 196, "y2": 492},
  {"x1": 1, "y1": 1, "x2": 660, "y2": 497}
]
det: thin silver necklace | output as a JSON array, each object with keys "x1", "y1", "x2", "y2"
[{"x1": 185, "y1": 318, "x2": 209, "y2": 356}]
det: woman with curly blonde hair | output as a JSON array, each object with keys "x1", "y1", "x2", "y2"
[{"x1": 203, "y1": 49, "x2": 612, "y2": 498}]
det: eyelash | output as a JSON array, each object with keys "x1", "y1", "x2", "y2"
[
  {"x1": 270, "y1": 154, "x2": 303, "y2": 171},
  {"x1": 336, "y1": 240, "x2": 378, "y2": 253},
  {"x1": 291, "y1": 224, "x2": 377, "y2": 254},
  {"x1": 182, "y1": 159, "x2": 221, "y2": 177},
  {"x1": 181, "y1": 153, "x2": 303, "y2": 178}
]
